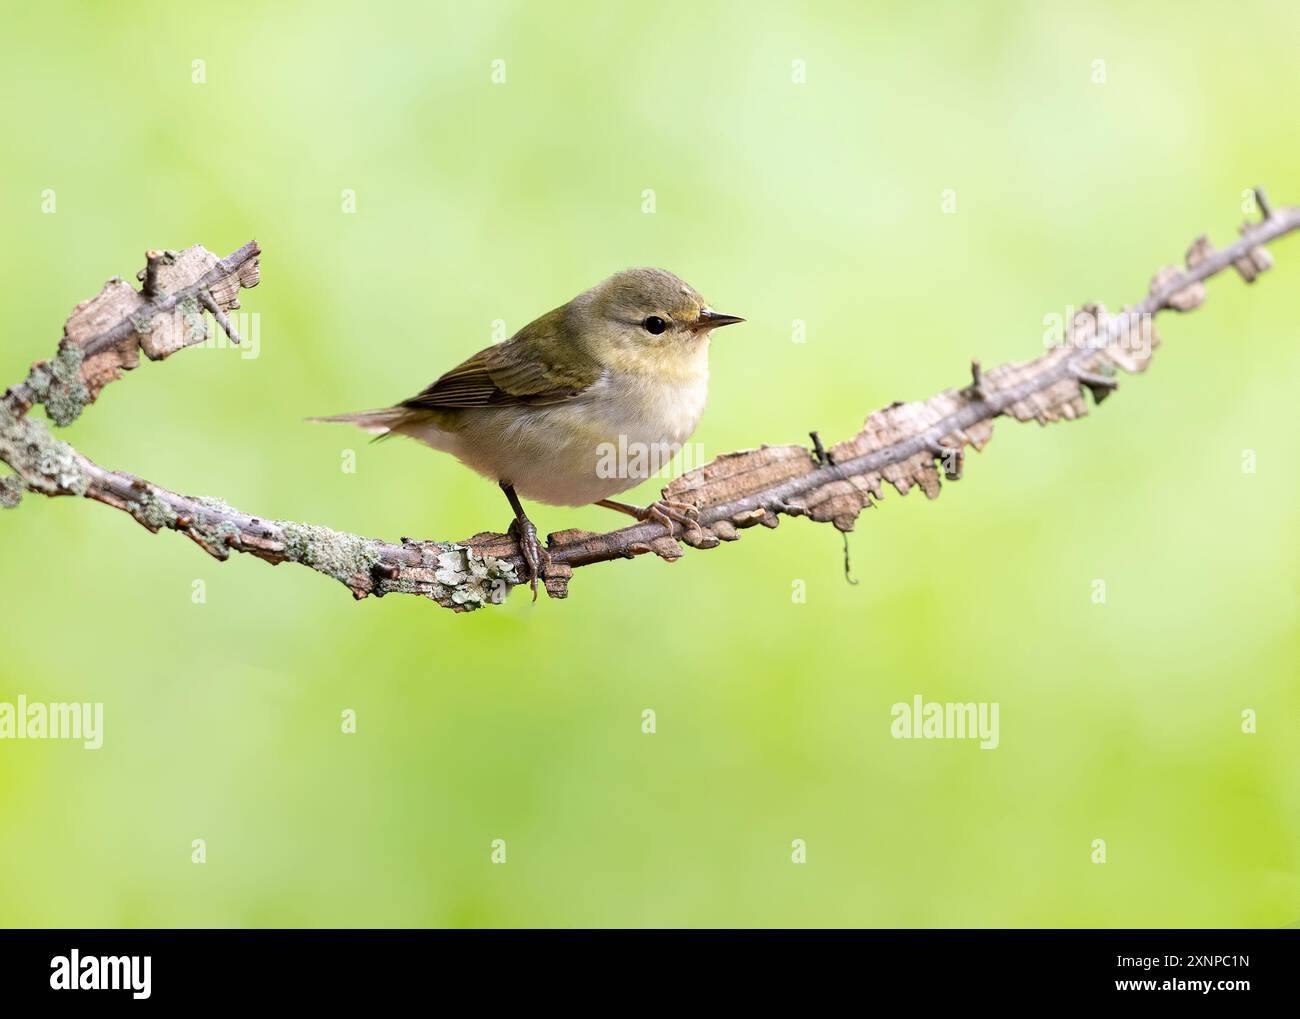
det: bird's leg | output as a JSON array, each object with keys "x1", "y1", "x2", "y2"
[
  {"x1": 500, "y1": 481, "x2": 548, "y2": 601},
  {"x1": 595, "y1": 497, "x2": 702, "y2": 539}
]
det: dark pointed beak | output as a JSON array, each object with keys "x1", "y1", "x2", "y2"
[{"x1": 694, "y1": 308, "x2": 745, "y2": 332}]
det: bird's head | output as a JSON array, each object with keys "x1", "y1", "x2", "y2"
[{"x1": 570, "y1": 267, "x2": 743, "y2": 377}]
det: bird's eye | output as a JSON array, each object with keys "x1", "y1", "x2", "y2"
[{"x1": 642, "y1": 315, "x2": 668, "y2": 335}]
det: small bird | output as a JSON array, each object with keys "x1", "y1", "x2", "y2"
[{"x1": 313, "y1": 268, "x2": 743, "y2": 597}]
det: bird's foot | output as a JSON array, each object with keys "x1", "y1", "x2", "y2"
[
  {"x1": 598, "y1": 497, "x2": 702, "y2": 539},
  {"x1": 508, "y1": 514, "x2": 550, "y2": 602},
  {"x1": 641, "y1": 498, "x2": 702, "y2": 537}
]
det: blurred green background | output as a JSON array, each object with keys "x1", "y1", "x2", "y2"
[{"x1": 1, "y1": 0, "x2": 1296, "y2": 928}]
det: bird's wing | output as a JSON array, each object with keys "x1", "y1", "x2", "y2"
[{"x1": 400, "y1": 309, "x2": 604, "y2": 411}]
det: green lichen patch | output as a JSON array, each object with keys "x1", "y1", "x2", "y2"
[
  {"x1": 178, "y1": 294, "x2": 207, "y2": 344},
  {"x1": 379, "y1": 576, "x2": 424, "y2": 596},
  {"x1": 430, "y1": 546, "x2": 518, "y2": 610},
  {"x1": 192, "y1": 517, "x2": 242, "y2": 550},
  {"x1": 130, "y1": 488, "x2": 177, "y2": 530},
  {"x1": 26, "y1": 344, "x2": 91, "y2": 427},
  {"x1": 0, "y1": 475, "x2": 23, "y2": 508},
  {"x1": 184, "y1": 516, "x2": 241, "y2": 559},
  {"x1": 278, "y1": 521, "x2": 382, "y2": 584},
  {"x1": 193, "y1": 495, "x2": 240, "y2": 516},
  {"x1": 188, "y1": 497, "x2": 249, "y2": 553},
  {"x1": 0, "y1": 404, "x2": 89, "y2": 496}
]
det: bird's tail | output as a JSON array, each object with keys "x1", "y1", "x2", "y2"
[{"x1": 307, "y1": 407, "x2": 408, "y2": 436}]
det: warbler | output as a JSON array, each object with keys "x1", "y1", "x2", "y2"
[{"x1": 313, "y1": 268, "x2": 743, "y2": 597}]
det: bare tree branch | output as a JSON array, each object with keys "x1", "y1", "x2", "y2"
[{"x1": 2, "y1": 192, "x2": 1297, "y2": 610}]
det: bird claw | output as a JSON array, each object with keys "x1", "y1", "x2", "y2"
[
  {"x1": 508, "y1": 515, "x2": 549, "y2": 602},
  {"x1": 641, "y1": 499, "x2": 703, "y2": 539}
]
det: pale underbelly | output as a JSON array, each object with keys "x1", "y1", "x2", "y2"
[{"x1": 406, "y1": 392, "x2": 705, "y2": 507}]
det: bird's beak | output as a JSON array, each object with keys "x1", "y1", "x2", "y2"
[{"x1": 694, "y1": 307, "x2": 745, "y2": 332}]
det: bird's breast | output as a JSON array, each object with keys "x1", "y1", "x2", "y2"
[{"x1": 589, "y1": 367, "x2": 709, "y2": 446}]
